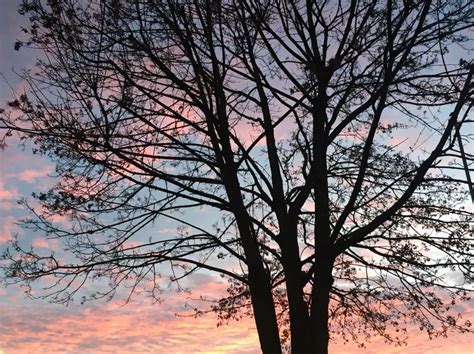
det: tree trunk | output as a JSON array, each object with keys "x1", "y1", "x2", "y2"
[
  {"x1": 215, "y1": 103, "x2": 282, "y2": 353},
  {"x1": 231, "y1": 198, "x2": 282, "y2": 353},
  {"x1": 230, "y1": 207, "x2": 281, "y2": 353},
  {"x1": 311, "y1": 259, "x2": 333, "y2": 354},
  {"x1": 310, "y1": 79, "x2": 333, "y2": 354},
  {"x1": 284, "y1": 269, "x2": 312, "y2": 353},
  {"x1": 281, "y1": 228, "x2": 312, "y2": 354},
  {"x1": 249, "y1": 271, "x2": 281, "y2": 354},
  {"x1": 247, "y1": 264, "x2": 282, "y2": 354}
]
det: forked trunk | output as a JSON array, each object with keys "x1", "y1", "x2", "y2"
[{"x1": 221, "y1": 163, "x2": 282, "y2": 353}]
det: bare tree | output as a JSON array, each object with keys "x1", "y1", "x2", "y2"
[{"x1": 1, "y1": 0, "x2": 473, "y2": 353}]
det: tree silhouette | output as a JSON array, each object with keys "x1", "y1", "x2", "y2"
[{"x1": 1, "y1": 0, "x2": 473, "y2": 353}]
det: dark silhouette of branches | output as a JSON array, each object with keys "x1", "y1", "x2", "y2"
[{"x1": 1, "y1": 0, "x2": 473, "y2": 353}]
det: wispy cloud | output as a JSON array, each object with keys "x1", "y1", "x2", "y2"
[
  {"x1": 0, "y1": 185, "x2": 17, "y2": 200},
  {"x1": 0, "y1": 215, "x2": 17, "y2": 244},
  {"x1": 17, "y1": 166, "x2": 54, "y2": 183}
]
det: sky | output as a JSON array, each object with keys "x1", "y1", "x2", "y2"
[{"x1": 0, "y1": 1, "x2": 473, "y2": 353}]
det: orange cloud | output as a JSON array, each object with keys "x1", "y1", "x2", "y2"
[
  {"x1": 330, "y1": 316, "x2": 474, "y2": 354},
  {"x1": 0, "y1": 288, "x2": 259, "y2": 354},
  {"x1": 0, "y1": 265, "x2": 472, "y2": 354},
  {"x1": 1, "y1": 291, "x2": 472, "y2": 354}
]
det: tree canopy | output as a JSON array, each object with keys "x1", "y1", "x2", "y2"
[{"x1": 1, "y1": 0, "x2": 473, "y2": 353}]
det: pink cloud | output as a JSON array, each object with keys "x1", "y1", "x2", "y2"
[
  {"x1": 0, "y1": 201, "x2": 18, "y2": 210},
  {"x1": 330, "y1": 309, "x2": 474, "y2": 354},
  {"x1": 0, "y1": 215, "x2": 17, "y2": 244},
  {"x1": 0, "y1": 181, "x2": 17, "y2": 200},
  {"x1": 31, "y1": 237, "x2": 60, "y2": 250},
  {"x1": 0, "y1": 290, "x2": 471, "y2": 354},
  {"x1": 18, "y1": 166, "x2": 53, "y2": 183},
  {"x1": 0, "y1": 289, "x2": 259, "y2": 354},
  {"x1": 0, "y1": 260, "x2": 471, "y2": 354}
]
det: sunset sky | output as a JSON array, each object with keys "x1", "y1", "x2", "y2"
[{"x1": 0, "y1": 1, "x2": 473, "y2": 353}]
